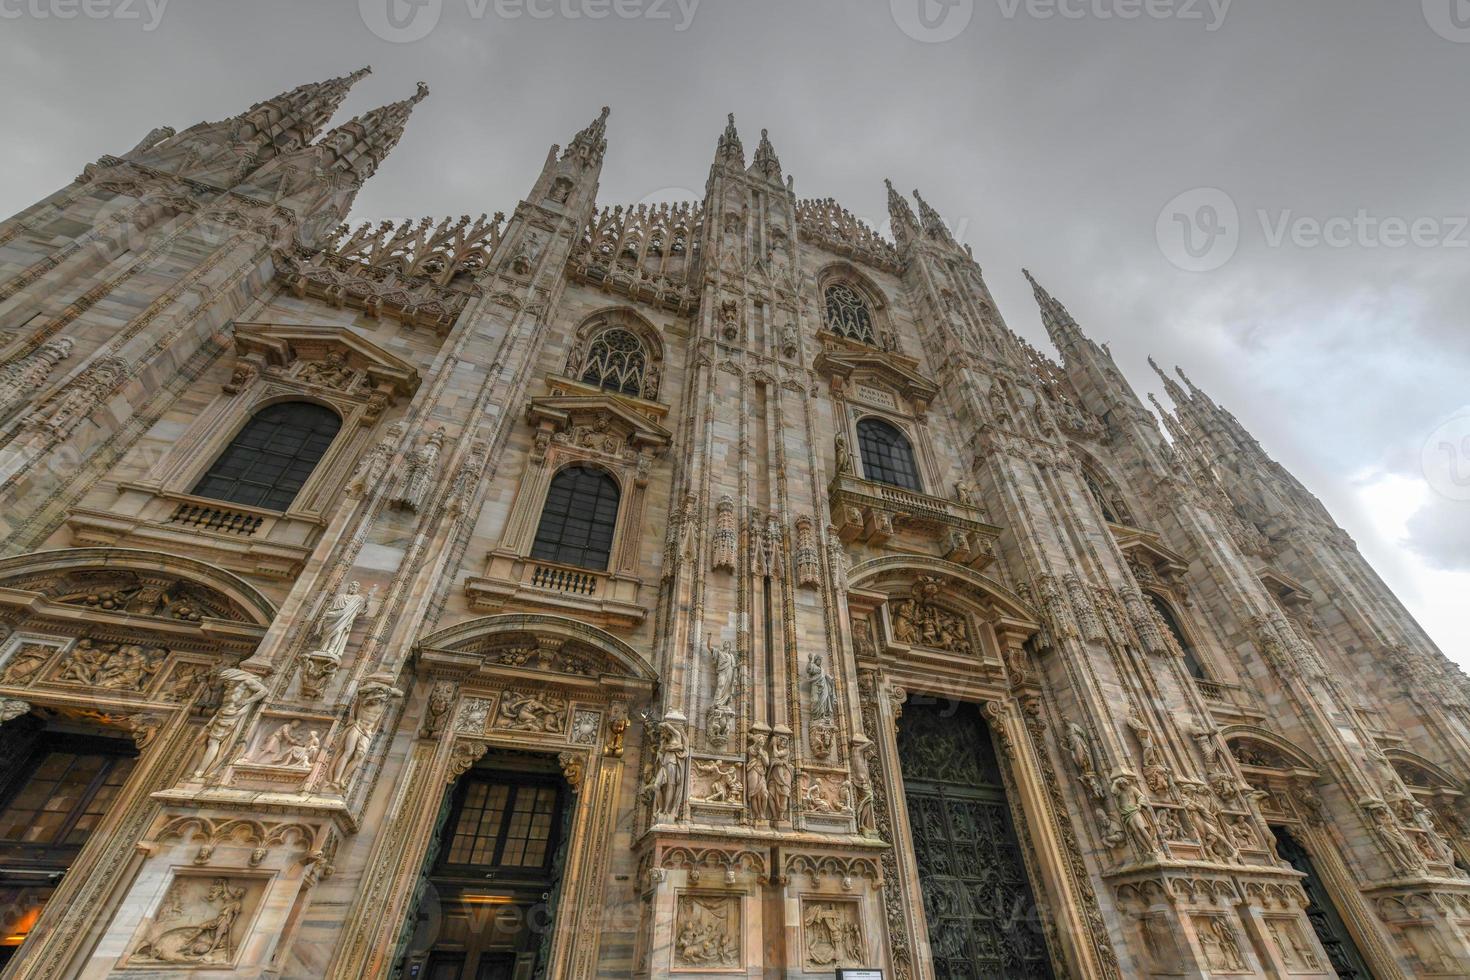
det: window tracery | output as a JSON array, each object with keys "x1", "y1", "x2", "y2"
[
  {"x1": 823, "y1": 282, "x2": 876, "y2": 346},
  {"x1": 564, "y1": 312, "x2": 662, "y2": 401}
]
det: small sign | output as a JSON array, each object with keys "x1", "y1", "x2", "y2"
[{"x1": 836, "y1": 971, "x2": 884, "y2": 980}]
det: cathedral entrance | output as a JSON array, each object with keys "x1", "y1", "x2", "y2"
[
  {"x1": 1271, "y1": 826, "x2": 1375, "y2": 979},
  {"x1": 897, "y1": 699, "x2": 1055, "y2": 980},
  {"x1": 0, "y1": 715, "x2": 137, "y2": 968},
  {"x1": 398, "y1": 752, "x2": 571, "y2": 980}
]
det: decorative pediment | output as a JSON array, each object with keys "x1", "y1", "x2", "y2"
[
  {"x1": 526, "y1": 394, "x2": 672, "y2": 456},
  {"x1": 813, "y1": 349, "x2": 938, "y2": 412},
  {"x1": 1114, "y1": 526, "x2": 1189, "y2": 584},
  {"x1": 232, "y1": 323, "x2": 420, "y2": 402},
  {"x1": 1257, "y1": 568, "x2": 1314, "y2": 607}
]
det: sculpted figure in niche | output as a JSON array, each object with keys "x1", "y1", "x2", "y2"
[
  {"x1": 308, "y1": 581, "x2": 373, "y2": 666},
  {"x1": 745, "y1": 733, "x2": 770, "y2": 822},
  {"x1": 1112, "y1": 773, "x2": 1165, "y2": 860},
  {"x1": 194, "y1": 670, "x2": 269, "y2": 777},
  {"x1": 804, "y1": 650, "x2": 836, "y2": 721},
  {"x1": 707, "y1": 637, "x2": 737, "y2": 709},
  {"x1": 767, "y1": 734, "x2": 794, "y2": 822},
  {"x1": 642, "y1": 720, "x2": 688, "y2": 818},
  {"x1": 331, "y1": 682, "x2": 402, "y2": 788}
]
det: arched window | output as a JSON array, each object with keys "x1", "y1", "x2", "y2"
[
  {"x1": 1082, "y1": 467, "x2": 1120, "y2": 524},
  {"x1": 857, "y1": 418, "x2": 921, "y2": 492},
  {"x1": 531, "y1": 465, "x2": 621, "y2": 571},
  {"x1": 824, "y1": 282, "x2": 876, "y2": 345},
  {"x1": 192, "y1": 401, "x2": 341, "y2": 511},
  {"x1": 580, "y1": 328, "x2": 648, "y2": 398},
  {"x1": 1148, "y1": 592, "x2": 1207, "y2": 680}
]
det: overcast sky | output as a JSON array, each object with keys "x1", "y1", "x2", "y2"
[{"x1": 3, "y1": 0, "x2": 1467, "y2": 667}]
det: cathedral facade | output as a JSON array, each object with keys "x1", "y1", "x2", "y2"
[{"x1": 0, "y1": 67, "x2": 1466, "y2": 979}]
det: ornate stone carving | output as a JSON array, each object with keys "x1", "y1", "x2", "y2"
[
  {"x1": 703, "y1": 637, "x2": 737, "y2": 749},
  {"x1": 691, "y1": 758, "x2": 743, "y2": 804},
  {"x1": 641, "y1": 719, "x2": 688, "y2": 819},
  {"x1": 794, "y1": 516, "x2": 821, "y2": 588},
  {"x1": 674, "y1": 894, "x2": 740, "y2": 968},
  {"x1": 889, "y1": 577, "x2": 973, "y2": 655},
  {"x1": 711, "y1": 496, "x2": 736, "y2": 572},
  {"x1": 1112, "y1": 773, "x2": 1166, "y2": 861},
  {"x1": 558, "y1": 751, "x2": 585, "y2": 792},
  {"x1": 421, "y1": 681, "x2": 455, "y2": 737},
  {"x1": 301, "y1": 581, "x2": 375, "y2": 699},
  {"x1": 1194, "y1": 915, "x2": 1248, "y2": 972},
  {"x1": 55, "y1": 639, "x2": 167, "y2": 693},
  {"x1": 0, "y1": 643, "x2": 56, "y2": 685},
  {"x1": 801, "y1": 900, "x2": 865, "y2": 969},
  {"x1": 493, "y1": 690, "x2": 568, "y2": 733},
  {"x1": 195, "y1": 669, "x2": 269, "y2": 777},
  {"x1": 389, "y1": 427, "x2": 444, "y2": 512},
  {"x1": 245, "y1": 719, "x2": 322, "y2": 769},
  {"x1": 130, "y1": 876, "x2": 260, "y2": 966},
  {"x1": 329, "y1": 682, "x2": 402, "y2": 789},
  {"x1": 1125, "y1": 711, "x2": 1174, "y2": 797},
  {"x1": 0, "y1": 698, "x2": 30, "y2": 723},
  {"x1": 1064, "y1": 720, "x2": 1107, "y2": 802}
]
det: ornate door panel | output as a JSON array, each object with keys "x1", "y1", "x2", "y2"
[
  {"x1": 1273, "y1": 826, "x2": 1375, "y2": 979},
  {"x1": 897, "y1": 701, "x2": 1055, "y2": 980}
]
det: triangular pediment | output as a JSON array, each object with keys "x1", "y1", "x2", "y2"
[
  {"x1": 813, "y1": 348, "x2": 939, "y2": 406},
  {"x1": 526, "y1": 394, "x2": 672, "y2": 452},
  {"x1": 233, "y1": 322, "x2": 420, "y2": 398}
]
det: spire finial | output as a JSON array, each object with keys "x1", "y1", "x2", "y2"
[
  {"x1": 752, "y1": 126, "x2": 782, "y2": 180},
  {"x1": 717, "y1": 112, "x2": 744, "y2": 166}
]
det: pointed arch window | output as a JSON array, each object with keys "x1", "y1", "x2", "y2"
[
  {"x1": 857, "y1": 418, "x2": 922, "y2": 492},
  {"x1": 192, "y1": 401, "x2": 341, "y2": 511},
  {"x1": 1083, "y1": 467, "x2": 1121, "y2": 524},
  {"x1": 1148, "y1": 592, "x2": 1208, "y2": 680},
  {"x1": 580, "y1": 328, "x2": 649, "y2": 398},
  {"x1": 824, "y1": 282, "x2": 876, "y2": 345},
  {"x1": 531, "y1": 464, "x2": 621, "y2": 571}
]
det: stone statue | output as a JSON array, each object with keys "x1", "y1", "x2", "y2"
[
  {"x1": 767, "y1": 734, "x2": 794, "y2": 821},
  {"x1": 805, "y1": 651, "x2": 836, "y2": 721},
  {"x1": 195, "y1": 669, "x2": 269, "y2": 777},
  {"x1": 745, "y1": 733, "x2": 770, "y2": 822},
  {"x1": 707, "y1": 638, "x2": 736, "y2": 708},
  {"x1": 308, "y1": 581, "x2": 373, "y2": 666},
  {"x1": 643, "y1": 720, "x2": 688, "y2": 819},
  {"x1": 330, "y1": 682, "x2": 402, "y2": 789}
]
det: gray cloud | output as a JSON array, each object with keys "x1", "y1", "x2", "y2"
[{"x1": 2, "y1": 0, "x2": 1467, "y2": 652}]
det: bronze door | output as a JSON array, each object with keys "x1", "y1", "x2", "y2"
[
  {"x1": 898, "y1": 701, "x2": 1055, "y2": 980},
  {"x1": 1272, "y1": 826, "x2": 1375, "y2": 979}
]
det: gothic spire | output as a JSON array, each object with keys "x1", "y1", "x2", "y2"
[
  {"x1": 233, "y1": 66, "x2": 372, "y2": 152},
  {"x1": 563, "y1": 105, "x2": 611, "y2": 169},
  {"x1": 1023, "y1": 268, "x2": 1090, "y2": 353},
  {"x1": 885, "y1": 178, "x2": 919, "y2": 252},
  {"x1": 716, "y1": 113, "x2": 745, "y2": 167},
  {"x1": 319, "y1": 80, "x2": 430, "y2": 183},
  {"x1": 750, "y1": 128, "x2": 783, "y2": 182},
  {"x1": 912, "y1": 188, "x2": 956, "y2": 246}
]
